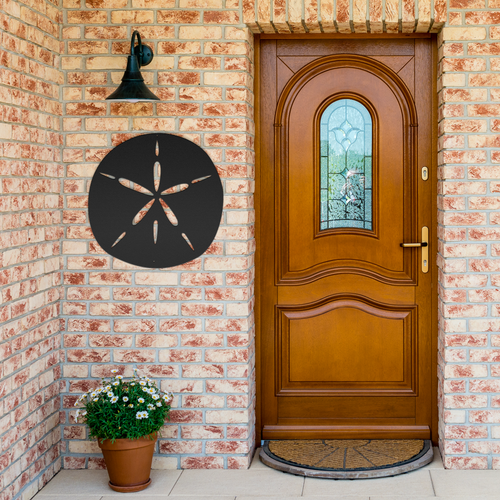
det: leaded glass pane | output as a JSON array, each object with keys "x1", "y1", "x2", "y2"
[{"x1": 320, "y1": 99, "x2": 373, "y2": 230}]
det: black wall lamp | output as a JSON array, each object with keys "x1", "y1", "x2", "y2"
[{"x1": 106, "y1": 30, "x2": 159, "y2": 102}]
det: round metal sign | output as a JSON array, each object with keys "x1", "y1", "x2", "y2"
[{"x1": 88, "y1": 133, "x2": 223, "y2": 269}]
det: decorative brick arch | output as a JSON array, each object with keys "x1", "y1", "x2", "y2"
[{"x1": 243, "y1": 0, "x2": 447, "y2": 33}]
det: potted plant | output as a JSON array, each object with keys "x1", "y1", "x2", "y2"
[{"x1": 74, "y1": 369, "x2": 173, "y2": 493}]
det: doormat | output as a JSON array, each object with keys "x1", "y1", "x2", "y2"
[{"x1": 260, "y1": 439, "x2": 433, "y2": 479}]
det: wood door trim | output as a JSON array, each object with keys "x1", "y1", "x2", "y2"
[
  {"x1": 430, "y1": 38, "x2": 439, "y2": 444},
  {"x1": 255, "y1": 36, "x2": 439, "y2": 444},
  {"x1": 262, "y1": 425, "x2": 431, "y2": 440},
  {"x1": 258, "y1": 34, "x2": 433, "y2": 40}
]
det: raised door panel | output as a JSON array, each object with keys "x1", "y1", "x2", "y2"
[{"x1": 277, "y1": 299, "x2": 416, "y2": 395}]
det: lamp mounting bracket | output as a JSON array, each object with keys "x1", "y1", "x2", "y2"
[{"x1": 131, "y1": 30, "x2": 153, "y2": 67}]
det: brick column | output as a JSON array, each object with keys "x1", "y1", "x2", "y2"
[
  {"x1": 438, "y1": 6, "x2": 500, "y2": 469},
  {"x1": 0, "y1": 0, "x2": 64, "y2": 498}
]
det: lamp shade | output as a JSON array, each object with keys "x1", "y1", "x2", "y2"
[{"x1": 106, "y1": 31, "x2": 159, "y2": 102}]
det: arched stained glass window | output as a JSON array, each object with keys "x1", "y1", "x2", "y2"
[{"x1": 320, "y1": 99, "x2": 373, "y2": 230}]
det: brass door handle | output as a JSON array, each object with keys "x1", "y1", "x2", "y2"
[
  {"x1": 400, "y1": 242, "x2": 427, "y2": 247},
  {"x1": 400, "y1": 227, "x2": 429, "y2": 273}
]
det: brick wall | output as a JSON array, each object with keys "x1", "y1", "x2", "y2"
[
  {"x1": 0, "y1": 0, "x2": 64, "y2": 499},
  {"x1": 3, "y1": 0, "x2": 500, "y2": 488},
  {"x1": 59, "y1": 1, "x2": 256, "y2": 471},
  {"x1": 438, "y1": 4, "x2": 500, "y2": 470}
]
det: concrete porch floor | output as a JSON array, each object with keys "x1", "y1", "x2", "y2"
[{"x1": 34, "y1": 448, "x2": 500, "y2": 499}]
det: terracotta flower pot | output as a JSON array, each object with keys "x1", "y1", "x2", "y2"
[{"x1": 98, "y1": 434, "x2": 157, "y2": 493}]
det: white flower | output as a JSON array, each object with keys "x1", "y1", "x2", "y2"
[
  {"x1": 111, "y1": 397, "x2": 118, "y2": 403},
  {"x1": 93, "y1": 398, "x2": 98, "y2": 402},
  {"x1": 136, "y1": 411, "x2": 143, "y2": 420},
  {"x1": 156, "y1": 402, "x2": 162, "y2": 407},
  {"x1": 107, "y1": 392, "x2": 114, "y2": 398},
  {"x1": 112, "y1": 381, "x2": 119, "y2": 386},
  {"x1": 138, "y1": 398, "x2": 145, "y2": 404},
  {"x1": 152, "y1": 394, "x2": 159, "y2": 400},
  {"x1": 105, "y1": 385, "x2": 111, "y2": 391},
  {"x1": 140, "y1": 381, "x2": 146, "y2": 386},
  {"x1": 74, "y1": 401, "x2": 79, "y2": 407},
  {"x1": 147, "y1": 404, "x2": 154, "y2": 411},
  {"x1": 116, "y1": 375, "x2": 123, "y2": 380},
  {"x1": 90, "y1": 392, "x2": 96, "y2": 398},
  {"x1": 111, "y1": 369, "x2": 118, "y2": 373},
  {"x1": 142, "y1": 411, "x2": 149, "y2": 419},
  {"x1": 75, "y1": 409, "x2": 80, "y2": 420},
  {"x1": 131, "y1": 383, "x2": 136, "y2": 386},
  {"x1": 128, "y1": 404, "x2": 134, "y2": 408},
  {"x1": 122, "y1": 396, "x2": 129, "y2": 402}
]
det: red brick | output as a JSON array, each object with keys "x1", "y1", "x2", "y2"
[
  {"x1": 469, "y1": 260, "x2": 500, "y2": 272},
  {"x1": 206, "y1": 441, "x2": 248, "y2": 454},
  {"x1": 113, "y1": 350, "x2": 156, "y2": 363},
  {"x1": 160, "y1": 349, "x2": 201, "y2": 363},
  {"x1": 228, "y1": 456, "x2": 250, "y2": 469},
  {"x1": 160, "y1": 319, "x2": 202, "y2": 332},
  {"x1": 181, "y1": 304, "x2": 223, "y2": 316},
  {"x1": 169, "y1": 410, "x2": 203, "y2": 423},
  {"x1": 158, "y1": 10, "x2": 200, "y2": 23},
  {"x1": 137, "y1": 365, "x2": 178, "y2": 378},
  {"x1": 205, "y1": 349, "x2": 249, "y2": 362},
  {"x1": 158, "y1": 72, "x2": 200, "y2": 86},
  {"x1": 67, "y1": 319, "x2": 111, "y2": 332},
  {"x1": 181, "y1": 334, "x2": 224, "y2": 347},
  {"x1": 159, "y1": 440, "x2": 202, "y2": 454},
  {"x1": 204, "y1": 11, "x2": 240, "y2": 23},
  {"x1": 444, "y1": 457, "x2": 488, "y2": 469},
  {"x1": 470, "y1": 381, "x2": 500, "y2": 393},
  {"x1": 113, "y1": 288, "x2": 155, "y2": 301},
  {"x1": 466, "y1": 11, "x2": 500, "y2": 23},
  {"x1": 67, "y1": 350, "x2": 110, "y2": 363},
  {"x1": 449, "y1": 0, "x2": 484, "y2": 6},
  {"x1": 444, "y1": 425, "x2": 488, "y2": 439},
  {"x1": 445, "y1": 335, "x2": 487, "y2": 347},
  {"x1": 114, "y1": 320, "x2": 156, "y2": 333},
  {"x1": 180, "y1": 456, "x2": 224, "y2": 468},
  {"x1": 182, "y1": 364, "x2": 224, "y2": 378},
  {"x1": 183, "y1": 395, "x2": 224, "y2": 408},
  {"x1": 445, "y1": 364, "x2": 488, "y2": 378},
  {"x1": 442, "y1": 58, "x2": 486, "y2": 72},
  {"x1": 89, "y1": 334, "x2": 133, "y2": 347},
  {"x1": 181, "y1": 426, "x2": 224, "y2": 439},
  {"x1": 159, "y1": 288, "x2": 202, "y2": 301}
]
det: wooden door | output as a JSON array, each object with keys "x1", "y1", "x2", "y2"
[{"x1": 259, "y1": 38, "x2": 436, "y2": 440}]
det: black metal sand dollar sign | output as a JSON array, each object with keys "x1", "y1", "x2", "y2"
[{"x1": 88, "y1": 133, "x2": 224, "y2": 268}]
